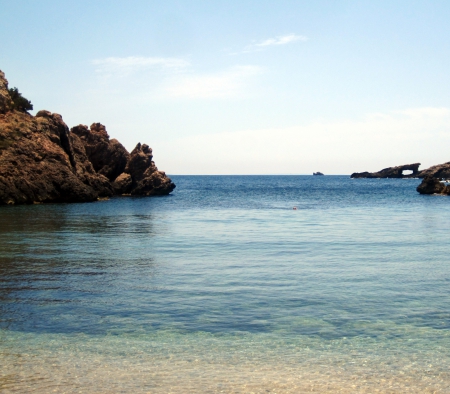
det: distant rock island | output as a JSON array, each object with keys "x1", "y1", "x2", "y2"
[
  {"x1": 351, "y1": 162, "x2": 450, "y2": 180},
  {"x1": 313, "y1": 172, "x2": 324, "y2": 176},
  {"x1": 350, "y1": 161, "x2": 450, "y2": 195},
  {"x1": 350, "y1": 163, "x2": 421, "y2": 178},
  {"x1": 0, "y1": 70, "x2": 175, "y2": 205}
]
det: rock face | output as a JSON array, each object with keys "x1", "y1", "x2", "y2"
[
  {"x1": 417, "y1": 175, "x2": 450, "y2": 195},
  {"x1": 351, "y1": 163, "x2": 421, "y2": 178},
  {"x1": 416, "y1": 162, "x2": 450, "y2": 179},
  {"x1": 125, "y1": 143, "x2": 175, "y2": 196},
  {"x1": 71, "y1": 123, "x2": 129, "y2": 182},
  {"x1": 0, "y1": 71, "x2": 13, "y2": 114},
  {"x1": 0, "y1": 70, "x2": 175, "y2": 205}
]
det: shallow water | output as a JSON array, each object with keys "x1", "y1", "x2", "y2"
[{"x1": 1, "y1": 176, "x2": 450, "y2": 393}]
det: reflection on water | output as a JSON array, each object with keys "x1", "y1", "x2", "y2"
[
  {"x1": 1, "y1": 176, "x2": 450, "y2": 392},
  {"x1": 0, "y1": 201, "x2": 160, "y2": 335}
]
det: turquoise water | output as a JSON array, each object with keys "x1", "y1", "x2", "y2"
[{"x1": 1, "y1": 176, "x2": 450, "y2": 393}]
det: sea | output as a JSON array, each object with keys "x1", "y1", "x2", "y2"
[{"x1": 1, "y1": 175, "x2": 450, "y2": 393}]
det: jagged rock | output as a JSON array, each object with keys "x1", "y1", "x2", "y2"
[
  {"x1": 351, "y1": 163, "x2": 421, "y2": 178},
  {"x1": 417, "y1": 175, "x2": 450, "y2": 195},
  {"x1": 124, "y1": 142, "x2": 176, "y2": 195},
  {"x1": 0, "y1": 71, "x2": 13, "y2": 114},
  {"x1": 125, "y1": 143, "x2": 154, "y2": 182},
  {"x1": 416, "y1": 162, "x2": 450, "y2": 179},
  {"x1": 131, "y1": 170, "x2": 176, "y2": 196},
  {"x1": 0, "y1": 69, "x2": 175, "y2": 205},
  {"x1": 112, "y1": 172, "x2": 132, "y2": 194},
  {"x1": 0, "y1": 110, "x2": 111, "y2": 204},
  {"x1": 71, "y1": 123, "x2": 129, "y2": 182}
]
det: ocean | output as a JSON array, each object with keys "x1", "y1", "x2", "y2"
[{"x1": 1, "y1": 175, "x2": 449, "y2": 393}]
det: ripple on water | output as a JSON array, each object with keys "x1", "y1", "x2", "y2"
[{"x1": 1, "y1": 176, "x2": 450, "y2": 392}]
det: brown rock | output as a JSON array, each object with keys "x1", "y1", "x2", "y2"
[
  {"x1": 125, "y1": 143, "x2": 154, "y2": 183},
  {"x1": 112, "y1": 172, "x2": 132, "y2": 194},
  {"x1": 0, "y1": 111, "x2": 108, "y2": 204},
  {"x1": 417, "y1": 162, "x2": 450, "y2": 179},
  {"x1": 131, "y1": 170, "x2": 176, "y2": 196},
  {"x1": 0, "y1": 69, "x2": 175, "y2": 205},
  {"x1": 125, "y1": 142, "x2": 175, "y2": 195},
  {"x1": 417, "y1": 175, "x2": 450, "y2": 195},
  {"x1": 71, "y1": 123, "x2": 129, "y2": 181},
  {"x1": 351, "y1": 163, "x2": 421, "y2": 178},
  {"x1": 0, "y1": 71, "x2": 13, "y2": 114}
]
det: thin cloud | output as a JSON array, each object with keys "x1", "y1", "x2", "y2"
[
  {"x1": 92, "y1": 56, "x2": 190, "y2": 76},
  {"x1": 393, "y1": 107, "x2": 450, "y2": 117},
  {"x1": 255, "y1": 34, "x2": 308, "y2": 47},
  {"x1": 232, "y1": 34, "x2": 308, "y2": 54},
  {"x1": 161, "y1": 65, "x2": 263, "y2": 99}
]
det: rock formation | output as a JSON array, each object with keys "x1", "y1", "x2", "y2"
[
  {"x1": 417, "y1": 175, "x2": 450, "y2": 195},
  {"x1": 350, "y1": 163, "x2": 421, "y2": 178},
  {"x1": 415, "y1": 162, "x2": 450, "y2": 179},
  {"x1": 0, "y1": 70, "x2": 175, "y2": 205},
  {"x1": 0, "y1": 71, "x2": 13, "y2": 114}
]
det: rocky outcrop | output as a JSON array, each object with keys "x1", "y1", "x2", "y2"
[
  {"x1": 0, "y1": 69, "x2": 175, "y2": 205},
  {"x1": 125, "y1": 143, "x2": 175, "y2": 196},
  {"x1": 71, "y1": 123, "x2": 129, "y2": 182},
  {"x1": 112, "y1": 172, "x2": 132, "y2": 194},
  {"x1": 416, "y1": 162, "x2": 450, "y2": 179},
  {"x1": 351, "y1": 163, "x2": 421, "y2": 178},
  {"x1": 351, "y1": 162, "x2": 450, "y2": 180},
  {"x1": 125, "y1": 143, "x2": 153, "y2": 183},
  {"x1": 0, "y1": 71, "x2": 13, "y2": 114},
  {"x1": 0, "y1": 111, "x2": 111, "y2": 204},
  {"x1": 417, "y1": 175, "x2": 450, "y2": 195}
]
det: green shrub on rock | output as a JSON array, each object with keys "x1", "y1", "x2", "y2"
[{"x1": 8, "y1": 87, "x2": 33, "y2": 112}]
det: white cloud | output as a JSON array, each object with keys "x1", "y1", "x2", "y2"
[
  {"x1": 255, "y1": 34, "x2": 308, "y2": 47},
  {"x1": 90, "y1": 55, "x2": 262, "y2": 101},
  {"x1": 393, "y1": 107, "x2": 450, "y2": 118},
  {"x1": 154, "y1": 107, "x2": 450, "y2": 174},
  {"x1": 234, "y1": 34, "x2": 308, "y2": 54},
  {"x1": 160, "y1": 65, "x2": 263, "y2": 99},
  {"x1": 92, "y1": 56, "x2": 190, "y2": 75}
]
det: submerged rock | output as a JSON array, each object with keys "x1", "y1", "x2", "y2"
[{"x1": 0, "y1": 69, "x2": 175, "y2": 205}]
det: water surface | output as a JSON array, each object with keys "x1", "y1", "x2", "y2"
[{"x1": 1, "y1": 176, "x2": 449, "y2": 392}]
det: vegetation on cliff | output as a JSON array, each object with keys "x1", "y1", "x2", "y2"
[{"x1": 8, "y1": 87, "x2": 33, "y2": 112}]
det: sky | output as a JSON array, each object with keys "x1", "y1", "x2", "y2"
[{"x1": 1, "y1": 0, "x2": 450, "y2": 174}]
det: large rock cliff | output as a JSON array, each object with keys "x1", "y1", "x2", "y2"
[{"x1": 0, "y1": 70, "x2": 175, "y2": 205}]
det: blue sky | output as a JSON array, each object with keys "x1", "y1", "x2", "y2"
[{"x1": 2, "y1": 0, "x2": 450, "y2": 174}]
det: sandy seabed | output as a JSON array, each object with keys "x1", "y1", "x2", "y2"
[{"x1": 1, "y1": 346, "x2": 449, "y2": 393}]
